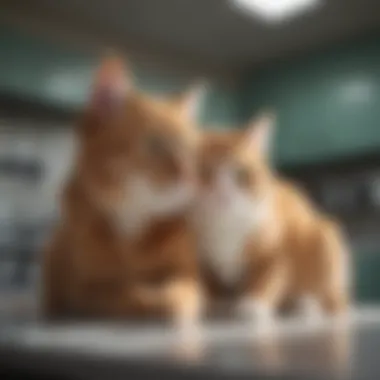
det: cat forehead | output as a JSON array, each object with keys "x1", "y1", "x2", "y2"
[
  {"x1": 200, "y1": 130, "x2": 264, "y2": 169},
  {"x1": 200, "y1": 131, "x2": 244, "y2": 159},
  {"x1": 125, "y1": 93, "x2": 194, "y2": 135}
]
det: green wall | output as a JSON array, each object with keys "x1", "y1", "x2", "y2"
[
  {"x1": 355, "y1": 254, "x2": 380, "y2": 302},
  {"x1": 0, "y1": 25, "x2": 239, "y2": 124},
  {"x1": 241, "y1": 35, "x2": 380, "y2": 166},
  {"x1": 0, "y1": 26, "x2": 95, "y2": 109}
]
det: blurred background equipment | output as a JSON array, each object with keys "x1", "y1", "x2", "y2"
[{"x1": 0, "y1": 0, "x2": 380, "y2": 315}]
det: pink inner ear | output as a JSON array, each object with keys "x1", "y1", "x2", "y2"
[
  {"x1": 90, "y1": 57, "x2": 131, "y2": 112},
  {"x1": 246, "y1": 113, "x2": 275, "y2": 155},
  {"x1": 91, "y1": 83, "x2": 125, "y2": 112},
  {"x1": 178, "y1": 82, "x2": 206, "y2": 120}
]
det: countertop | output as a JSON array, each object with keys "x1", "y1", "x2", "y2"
[{"x1": 1, "y1": 307, "x2": 380, "y2": 380}]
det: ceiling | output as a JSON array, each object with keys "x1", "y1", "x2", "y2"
[{"x1": 2, "y1": 0, "x2": 380, "y2": 75}]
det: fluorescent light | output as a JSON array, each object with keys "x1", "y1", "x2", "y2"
[{"x1": 231, "y1": 0, "x2": 321, "y2": 23}]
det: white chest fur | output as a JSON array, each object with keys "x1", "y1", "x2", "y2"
[
  {"x1": 117, "y1": 175, "x2": 194, "y2": 238},
  {"x1": 193, "y1": 197, "x2": 269, "y2": 285}
]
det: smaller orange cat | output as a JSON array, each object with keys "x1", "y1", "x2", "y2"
[
  {"x1": 192, "y1": 115, "x2": 351, "y2": 323},
  {"x1": 42, "y1": 56, "x2": 204, "y2": 330}
]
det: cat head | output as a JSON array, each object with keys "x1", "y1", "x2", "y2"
[
  {"x1": 76, "y1": 56, "x2": 204, "y2": 231},
  {"x1": 196, "y1": 113, "x2": 276, "y2": 214}
]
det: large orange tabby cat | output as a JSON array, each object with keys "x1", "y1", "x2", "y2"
[
  {"x1": 192, "y1": 115, "x2": 351, "y2": 323},
  {"x1": 42, "y1": 57, "x2": 204, "y2": 328}
]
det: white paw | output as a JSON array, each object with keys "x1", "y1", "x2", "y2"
[
  {"x1": 236, "y1": 298, "x2": 274, "y2": 324},
  {"x1": 172, "y1": 323, "x2": 204, "y2": 362},
  {"x1": 297, "y1": 296, "x2": 323, "y2": 325},
  {"x1": 330, "y1": 310, "x2": 351, "y2": 328},
  {"x1": 174, "y1": 318, "x2": 204, "y2": 356}
]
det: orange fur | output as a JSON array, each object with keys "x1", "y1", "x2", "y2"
[
  {"x1": 192, "y1": 116, "x2": 351, "y2": 319},
  {"x1": 41, "y1": 57, "x2": 202, "y2": 324}
]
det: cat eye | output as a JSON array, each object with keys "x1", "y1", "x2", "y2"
[{"x1": 233, "y1": 165, "x2": 251, "y2": 187}]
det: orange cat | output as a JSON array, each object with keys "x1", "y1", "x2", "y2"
[
  {"x1": 42, "y1": 57, "x2": 204, "y2": 329},
  {"x1": 192, "y1": 114, "x2": 351, "y2": 323}
]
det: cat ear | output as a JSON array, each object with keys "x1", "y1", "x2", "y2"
[
  {"x1": 244, "y1": 111, "x2": 276, "y2": 157},
  {"x1": 174, "y1": 82, "x2": 207, "y2": 121},
  {"x1": 89, "y1": 55, "x2": 132, "y2": 112}
]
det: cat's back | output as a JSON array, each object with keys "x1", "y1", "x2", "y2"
[
  {"x1": 269, "y1": 177, "x2": 327, "y2": 253},
  {"x1": 276, "y1": 178, "x2": 342, "y2": 233},
  {"x1": 273, "y1": 177, "x2": 347, "y2": 261},
  {"x1": 273, "y1": 177, "x2": 319, "y2": 225}
]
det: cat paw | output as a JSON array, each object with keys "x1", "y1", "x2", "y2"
[
  {"x1": 172, "y1": 321, "x2": 204, "y2": 362},
  {"x1": 297, "y1": 296, "x2": 324, "y2": 325},
  {"x1": 236, "y1": 297, "x2": 274, "y2": 325},
  {"x1": 330, "y1": 309, "x2": 351, "y2": 328}
]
